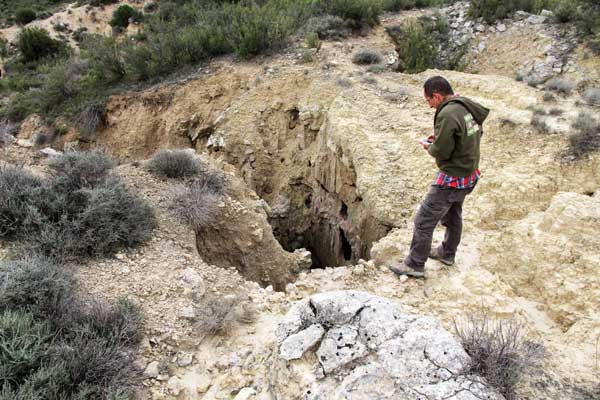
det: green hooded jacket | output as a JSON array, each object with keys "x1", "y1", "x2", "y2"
[{"x1": 427, "y1": 96, "x2": 490, "y2": 177}]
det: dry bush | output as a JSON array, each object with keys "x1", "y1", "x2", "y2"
[
  {"x1": 531, "y1": 114, "x2": 552, "y2": 134},
  {"x1": 548, "y1": 108, "x2": 564, "y2": 116},
  {"x1": 545, "y1": 78, "x2": 574, "y2": 95},
  {"x1": 47, "y1": 149, "x2": 113, "y2": 192},
  {"x1": 352, "y1": 49, "x2": 383, "y2": 65},
  {"x1": 75, "y1": 101, "x2": 107, "y2": 139},
  {"x1": 147, "y1": 149, "x2": 203, "y2": 179},
  {"x1": 193, "y1": 295, "x2": 255, "y2": 336},
  {"x1": 454, "y1": 314, "x2": 544, "y2": 400},
  {"x1": 542, "y1": 91, "x2": 556, "y2": 102},
  {"x1": 582, "y1": 87, "x2": 600, "y2": 106},
  {"x1": 168, "y1": 169, "x2": 227, "y2": 229},
  {"x1": 303, "y1": 15, "x2": 352, "y2": 40},
  {"x1": 569, "y1": 111, "x2": 600, "y2": 158}
]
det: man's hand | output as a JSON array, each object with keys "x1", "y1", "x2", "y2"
[{"x1": 418, "y1": 134, "x2": 435, "y2": 150}]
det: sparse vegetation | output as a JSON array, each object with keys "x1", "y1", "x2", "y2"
[
  {"x1": 352, "y1": 49, "x2": 383, "y2": 65},
  {"x1": 303, "y1": 15, "x2": 352, "y2": 40},
  {"x1": 548, "y1": 107, "x2": 564, "y2": 116},
  {"x1": 193, "y1": 295, "x2": 256, "y2": 336},
  {"x1": 146, "y1": 149, "x2": 202, "y2": 179},
  {"x1": 542, "y1": 91, "x2": 556, "y2": 102},
  {"x1": 545, "y1": 78, "x2": 574, "y2": 95},
  {"x1": 531, "y1": 114, "x2": 552, "y2": 133},
  {"x1": 0, "y1": 151, "x2": 156, "y2": 260},
  {"x1": 168, "y1": 170, "x2": 227, "y2": 229},
  {"x1": 0, "y1": 256, "x2": 143, "y2": 398},
  {"x1": 0, "y1": 1, "x2": 69, "y2": 26},
  {"x1": 387, "y1": 13, "x2": 462, "y2": 74},
  {"x1": 305, "y1": 32, "x2": 321, "y2": 49},
  {"x1": 0, "y1": 0, "x2": 444, "y2": 126},
  {"x1": 569, "y1": 112, "x2": 600, "y2": 157},
  {"x1": 582, "y1": 87, "x2": 600, "y2": 106},
  {"x1": 467, "y1": 0, "x2": 557, "y2": 23},
  {"x1": 454, "y1": 314, "x2": 544, "y2": 400}
]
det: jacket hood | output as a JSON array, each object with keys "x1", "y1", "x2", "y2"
[{"x1": 438, "y1": 96, "x2": 490, "y2": 125}]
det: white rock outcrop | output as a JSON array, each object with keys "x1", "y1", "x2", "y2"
[{"x1": 274, "y1": 291, "x2": 505, "y2": 400}]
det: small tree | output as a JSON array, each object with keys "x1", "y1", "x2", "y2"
[
  {"x1": 17, "y1": 27, "x2": 62, "y2": 62},
  {"x1": 15, "y1": 8, "x2": 36, "y2": 25},
  {"x1": 109, "y1": 5, "x2": 143, "y2": 29}
]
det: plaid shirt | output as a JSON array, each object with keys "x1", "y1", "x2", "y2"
[{"x1": 434, "y1": 169, "x2": 480, "y2": 189}]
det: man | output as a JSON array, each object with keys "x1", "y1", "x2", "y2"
[{"x1": 389, "y1": 76, "x2": 490, "y2": 278}]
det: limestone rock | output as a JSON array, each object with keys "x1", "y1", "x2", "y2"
[
  {"x1": 272, "y1": 291, "x2": 505, "y2": 399},
  {"x1": 234, "y1": 387, "x2": 257, "y2": 400},
  {"x1": 144, "y1": 361, "x2": 160, "y2": 378},
  {"x1": 280, "y1": 323, "x2": 325, "y2": 360},
  {"x1": 39, "y1": 147, "x2": 62, "y2": 157}
]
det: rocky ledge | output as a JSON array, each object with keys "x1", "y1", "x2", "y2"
[{"x1": 273, "y1": 291, "x2": 504, "y2": 400}]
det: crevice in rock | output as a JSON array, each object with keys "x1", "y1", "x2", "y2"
[{"x1": 206, "y1": 102, "x2": 392, "y2": 273}]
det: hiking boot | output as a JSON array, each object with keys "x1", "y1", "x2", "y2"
[
  {"x1": 388, "y1": 261, "x2": 425, "y2": 278},
  {"x1": 428, "y1": 246, "x2": 454, "y2": 266}
]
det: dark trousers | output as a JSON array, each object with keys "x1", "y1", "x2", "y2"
[{"x1": 405, "y1": 185, "x2": 474, "y2": 270}]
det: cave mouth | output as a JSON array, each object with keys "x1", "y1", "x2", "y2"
[{"x1": 268, "y1": 191, "x2": 361, "y2": 270}]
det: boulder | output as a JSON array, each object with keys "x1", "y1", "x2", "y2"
[{"x1": 272, "y1": 291, "x2": 505, "y2": 400}]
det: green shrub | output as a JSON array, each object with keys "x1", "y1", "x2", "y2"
[
  {"x1": 0, "y1": 256, "x2": 74, "y2": 320},
  {"x1": 553, "y1": 0, "x2": 577, "y2": 22},
  {"x1": 0, "y1": 310, "x2": 52, "y2": 388},
  {"x1": 0, "y1": 165, "x2": 44, "y2": 239},
  {"x1": 352, "y1": 49, "x2": 383, "y2": 64},
  {"x1": 305, "y1": 32, "x2": 320, "y2": 49},
  {"x1": 569, "y1": 112, "x2": 600, "y2": 158},
  {"x1": 0, "y1": 152, "x2": 156, "y2": 260},
  {"x1": 387, "y1": 22, "x2": 437, "y2": 73},
  {"x1": 146, "y1": 149, "x2": 202, "y2": 179},
  {"x1": 454, "y1": 314, "x2": 544, "y2": 400},
  {"x1": 15, "y1": 8, "x2": 36, "y2": 25},
  {"x1": 109, "y1": 5, "x2": 143, "y2": 29},
  {"x1": 30, "y1": 175, "x2": 157, "y2": 259},
  {"x1": 323, "y1": 0, "x2": 383, "y2": 26},
  {"x1": 17, "y1": 27, "x2": 63, "y2": 62}
]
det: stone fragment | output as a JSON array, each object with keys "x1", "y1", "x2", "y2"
[
  {"x1": 195, "y1": 373, "x2": 212, "y2": 393},
  {"x1": 181, "y1": 267, "x2": 203, "y2": 288},
  {"x1": 39, "y1": 147, "x2": 62, "y2": 157},
  {"x1": 280, "y1": 324, "x2": 325, "y2": 361},
  {"x1": 167, "y1": 376, "x2": 183, "y2": 395},
  {"x1": 475, "y1": 24, "x2": 485, "y2": 32},
  {"x1": 16, "y1": 139, "x2": 33, "y2": 148},
  {"x1": 177, "y1": 353, "x2": 193, "y2": 367},
  {"x1": 316, "y1": 326, "x2": 368, "y2": 374},
  {"x1": 144, "y1": 361, "x2": 160, "y2": 378},
  {"x1": 234, "y1": 387, "x2": 257, "y2": 400},
  {"x1": 496, "y1": 23, "x2": 506, "y2": 32},
  {"x1": 179, "y1": 305, "x2": 196, "y2": 319}
]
